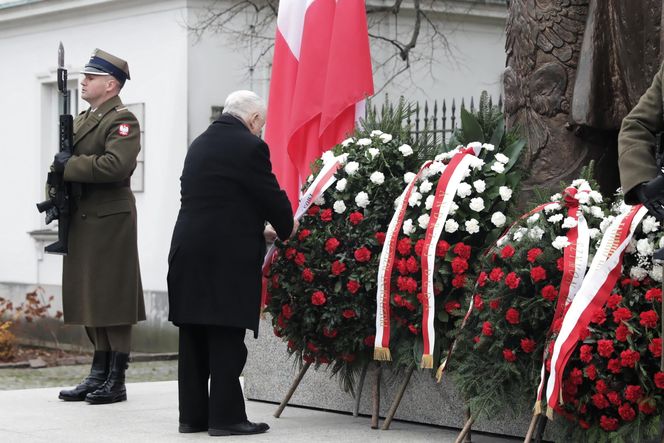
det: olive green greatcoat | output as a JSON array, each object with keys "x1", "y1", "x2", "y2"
[
  {"x1": 618, "y1": 62, "x2": 664, "y2": 204},
  {"x1": 61, "y1": 95, "x2": 145, "y2": 326}
]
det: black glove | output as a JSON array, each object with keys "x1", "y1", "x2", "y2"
[
  {"x1": 53, "y1": 151, "x2": 72, "y2": 173},
  {"x1": 635, "y1": 175, "x2": 664, "y2": 220}
]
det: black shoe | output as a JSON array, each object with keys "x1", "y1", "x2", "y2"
[
  {"x1": 208, "y1": 421, "x2": 269, "y2": 436},
  {"x1": 85, "y1": 352, "x2": 129, "y2": 405},
  {"x1": 179, "y1": 423, "x2": 207, "y2": 433},
  {"x1": 59, "y1": 351, "x2": 110, "y2": 401}
]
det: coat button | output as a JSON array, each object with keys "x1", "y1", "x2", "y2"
[{"x1": 81, "y1": 213, "x2": 87, "y2": 219}]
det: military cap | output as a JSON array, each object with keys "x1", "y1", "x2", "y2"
[{"x1": 82, "y1": 48, "x2": 131, "y2": 84}]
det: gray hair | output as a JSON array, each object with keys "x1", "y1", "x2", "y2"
[{"x1": 222, "y1": 90, "x2": 266, "y2": 120}]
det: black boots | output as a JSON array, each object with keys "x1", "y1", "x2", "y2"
[
  {"x1": 59, "y1": 350, "x2": 110, "y2": 401},
  {"x1": 85, "y1": 351, "x2": 129, "y2": 404}
]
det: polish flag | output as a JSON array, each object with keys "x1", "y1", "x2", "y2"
[{"x1": 264, "y1": 0, "x2": 374, "y2": 208}]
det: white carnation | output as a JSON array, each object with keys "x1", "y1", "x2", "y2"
[
  {"x1": 370, "y1": 171, "x2": 385, "y2": 185},
  {"x1": 449, "y1": 202, "x2": 459, "y2": 215},
  {"x1": 482, "y1": 143, "x2": 495, "y2": 151},
  {"x1": 590, "y1": 206, "x2": 604, "y2": 219},
  {"x1": 368, "y1": 148, "x2": 380, "y2": 159},
  {"x1": 321, "y1": 150, "x2": 335, "y2": 164},
  {"x1": 370, "y1": 130, "x2": 384, "y2": 137},
  {"x1": 496, "y1": 236, "x2": 508, "y2": 247},
  {"x1": 428, "y1": 161, "x2": 445, "y2": 175},
  {"x1": 465, "y1": 218, "x2": 480, "y2": 234},
  {"x1": 513, "y1": 227, "x2": 527, "y2": 241},
  {"x1": 425, "y1": 195, "x2": 435, "y2": 210},
  {"x1": 336, "y1": 178, "x2": 347, "y2": 191},
  {"x1": 404, "y1": 172, "x2": 416, "y2": 184},
  {"x1": 642, "y1": 216, "x2": 660, "y2": 234},
  {"x1": 473, "y1": 179, "x2": 486, "y2": 193},
  {"x1": 576, "y1": 191, "x2": 590, "y2": 205},
  {"x1": 355, "y1": 191, "x2": 370, "y2": 208},
  {"x1": 588, "y1": 228, "x2": 600, "y2": 239},
  {"x1": 345, "y1": 161, "x2": 360, "y2": 175},
  {"x1": 572, "y1": 179, "x2": 589, "y2": 188},
  {"x1": 499, "y1": 186, "x2": 513, "y2": 201},
  {"x1": 528, "y1": 226, "x2": 545, "y2": 240},
  {"x1": 589, "y1": 191, "x2": 603, "y2": 203},
  {"x1": 314, "y1": 195, "x2": 325, "y2": 206},
  {"x1": 650, "y1": 265, "x2": 663, "y2": 282},
  {"x1": 660, "y1": 236, "x2": 664, "y2": 249},
  {"x1": 341, "y1": 137, "x2": 354, "y2": 147},
  {"x1": 444, "y1": 219, "x2": 459, "y2": 233},
  {"x1": 562, "y1": 217, "x2": 578, "y2": 229},
  {"x1": 491, "y1": 211, "x2": 506, "y2": 227},
  {"x1": 469, "y1": 197, "x2": 485, "y2": 212},
  {"x1": 356, "y1": 138, "x2": 371, "y2": 146},
  {"x1": 457, "y1": 182, "x2": 473, "y2": 199},
  {"x1": 637, "y1": 238, "x2": 654, "y2": 257},
  {"x1": 398, "y1": 144, "x2": 414, "y2": 157},
  {"x1": 418, "y1": 214, "x2": 430, "y2": 229},
  {"x1": 333, "y1": 200, "x2": 347, "y2": 214},
  {"x1": 630, "y1": 266, "x2": 648, "y2": 281},
  {"x1": 403, "y1": 218, "x2": 416, "y2": 235},
  {"x1": 495, "y1": 153, "x2": 509, "y2": 164},
  {"x1": 544, "y1": 203, "x2": 561, "y2": 213},
  {"x1": 548, "y1": 214, "x2": 564, "y2": 223},
  {"x1": 307, "y1": 174, "x2": 314, "y2": 183},
  {"x1": 527, "y1": 213, "x2": 540, "y2": 224},
  {"x1": 408, "y1": 191, "x2": 422, "y2": 207},
  {"x1": 467, "y1": 142, "x2": 482, "y2": 151},
  {"x1": 338, "y1": 153, "x2": 349, "y2": 165},
  {"x1": 552, "y1": 236, "x2": 571, "y2": 250},
  {"x1": 419, "y1": 180, "x2": 433, "y2": 193},
  {"x1": 550, "y1": 193, "x2": 562, "y2": 202},
  {"x1": 600, "y1": 216, "x2": 614, "y2": 233},
  {"x1": 379, "y1": 133, "x2": 393, "y2": 143},
  {"x1": 469, "y1": 157, "x2": 485, "y2": 170},
  {"x1": 491, "y1": 162, "x2": 505, "y2": 173}
]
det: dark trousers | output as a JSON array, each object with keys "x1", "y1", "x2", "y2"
[{"x1": 178, "y1": 325, "x2": 248, "y2": 428}]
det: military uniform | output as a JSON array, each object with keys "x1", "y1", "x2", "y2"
[
  {"x1": 57, "y1": 49, "x2": 143, "y2": 405},
  {"x1": 618, "y1": 62, "x2": 664, "y2": 201}
]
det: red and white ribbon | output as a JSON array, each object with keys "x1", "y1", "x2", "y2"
[
  {"x1": 420, "y1": 147, "x2": 482, "y2": 368},
  {"x1": 373, "y1": 161, "x2": 433, "y2": 361},
  {"x1": 260, "y1": 156, "x2": 344, "y2": 308},
  {"x1": 544, "y1": 204, "x2": 647, "y2": 418}
]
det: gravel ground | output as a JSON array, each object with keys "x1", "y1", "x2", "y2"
[{"x1": 0, "y1": 360, "x2": 178, "y2": 390}]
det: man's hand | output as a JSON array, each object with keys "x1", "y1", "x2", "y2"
[
  {"x1": 53, "y1": 151, "x2": 72, "y2": 173},
  {"x1": 263, "y1": 224, "x2": 277, "y2": 243},
  {"x1": 289, "y1": 218, "x2": 300, "y2": 239},
  {"x1": 636, "y1": 175, "x2": 664, "y2": 220}
]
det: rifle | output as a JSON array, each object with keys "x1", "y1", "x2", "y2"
[{"x1": 36, "y1": 42, "x2": 73, "y2": 255}]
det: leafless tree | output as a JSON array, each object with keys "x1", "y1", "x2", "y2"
[{"x1": 186, "y1": 0, "x2": 497, "y2": 93}]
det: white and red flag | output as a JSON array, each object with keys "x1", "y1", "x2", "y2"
[{"x1": 264, "y1": 0, "x2": 374, "y2": 208}]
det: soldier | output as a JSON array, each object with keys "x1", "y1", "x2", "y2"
[
  {"x1": 56, "y1": 49, "x2": 145, "y2": 404},
  {"x1": 618, "y1": 62, "x2": 664, "y2": 217}
]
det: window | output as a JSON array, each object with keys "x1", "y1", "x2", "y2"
[{"x1": 126, "y1": 103, "x2": 145, "y2": 192}]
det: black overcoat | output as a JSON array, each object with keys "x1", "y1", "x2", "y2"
[{"x1": 167, "y1": 114, "x2": 293, "y2": 337}]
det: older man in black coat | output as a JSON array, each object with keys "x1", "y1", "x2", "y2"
[{"x1": 167, "y1": 90, "x2": 296, "y2": 436}]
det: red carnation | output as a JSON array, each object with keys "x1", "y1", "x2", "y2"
[
  {"x1": 606, "y1": 391, "x2": 621, "y2": 406},
  {"x1": 397, "y1": 237, "x2": 412, "y2": 255},
  {"x1": 591, "y1": 308, "x2": 606, "y2": 325},
  {"x1": 607, "y1": 293, "x2": 622, "y2": 309},
  {"x1": 445, "y1": 300, "x2": 461, "y2": 314},
  {"x1": 569, "y1": 367, "x2": 583, "y2": 385},
  {"x1": 649, "y1": 338, "x2": 662, "y2": 357},
  {"x1": 541, "y1": 285, "x2": 557, "y2": 301},
  {"x1": 311, "y1": 291, "x2": 326, "y2": 306},
  {"x1": 625, "y1": 385, "x2": 644, "y2": 402},
  {"x1": 620, "y1": 349, "x2": 640, "y2": 368},
  {"x1": 408, "y1": 324, "x2": 418, "y2": 335},
  {"x1": 436, "y1": 240, "x2": 450, "y2": 257},
  {"x1": 273, "y1": 327, "x2": 283, "y2": 338},
  {"x1": 579, "y1": 344, "x2": 593, "y2": 363},
  {"x1": 307, "y1": 205, "x2": 320, "y2": 216},
  {"x1": 489, "y1": 299, "x2": 500, "y2": 310},
  {"x1": 277, "y1": 315, "x2": 286, "y2": 329},
  {"x1": 298, "y1": 229, "x2": 311, "y2": 241},
  {"x1": 414, "y1": 240, "x2": 425, "y2": 256},
  {"x1": 282, "y1": 304, "x2": 293, "y2": 319},
  {"x1": 597, "y1": 339, "x2": 614, "y2": 358},
  {"x1": 406, "y1": 256, "x2": 419, "y2": 273},
  {"x1": 530, "y1": 266, "x2": 547, "y2": 283},
  {"x1": 520, "y1": 338, "x2": 536, "y2": 353},
  {"x1": 331, "y1": 260, "x2": 347, "y2": 276},
  {"x1": 618, "y1": 403, "x2": 636, "y2": 421},
  {"x1": 481, "y1": 321, "x2": 493, "y2": 336},
  {"x1": 454, "y1": 242, "x2": 471, "y2": 259},
  {"x1": 375, "y1": 232, "x2": 386, "y2": 245},
  {"x1": 306, "y1": 342, "x2": 319, "y2": 353},
  {"x1": 302, "y1": 268, "x2": 314, "y2": 283},
  {"x1": 599, "y1": 416, "x2": 618, "y2": 432},
  {"x1": 397, "y1": 276, "x2": 418, "y2": 293},
  {"x1": 323, "y1": 327, "x2": 338, "y2": 338},
  {"x1": 596, "y1": 380, "x2": 608, "y2": 393},
  {"x1": 489, "y1": 267, "x2": 504, "y2": 282},
  {"x1": 477, "y1": 272, "x2": 488, "y2": 287},
  {"x1": 320, "y1": 208, "x2": 332, "y2": 222},
  {"x1": 396, "y1": 258, "x2": 408, "y2": 275},
  {"x1": 325, "y1": 238, "x2": 340, "y2": 254},
  {"x1": 527, "y1": 248, "x2": 543, "y2": 263},
  {"x1": 473, "y1": 294, "x2": 484, "y2": 311},
  {"x1": 655, "y1": 372, "x2": 664, "y2": 389},
  {"x1": 294, "y1": 252, "x2": 306, "y2": 266},
  {"x1": 639, "y1": 310, "x2": 659, "y2": 328},
  {"x1": 556, "y1": 256, "x2": 564, "y2": 271},
  {"x1": 640, "y1": 400, "x2": 657, "y2": 414},
  {"x1": 608, "y1": 358, "x2": 622, "y2": 374},
  {"x1": 615, "y1": 323, "x2": 630, "y2": 342},
  {"x1": 502, "y1": 348, "x2": 517, "y2": 362},
  {"x1": 393, "y1": 294, "x2": 403, "y2": 306},
  {"x1": 285, "y1": 248, "x2": 297, "y2": 259},
  {"x1": 342, "y1": 309, "x2": 356, "y2": 319},
  {"x1": 500, "y1": 245, "x2": 515, "y2": 259},
  {"x1": 451, "y1": 257, "x2": 469, "y2": 274},
  {"x1": 585, "y1": 364, "x2": 597, "y2": 380},
  {"x1": 505, "y1": 272, "x2": 521, "y2": 289},
  {"x1": 505, "y1": 307, "x2": 520, "y2": 325},
  {"x1": 349, "y1": 211, "x2": 364, "y2": 225},
  {"x1": 403, "y1": 300, "x2": 415, "y2": 311},
  {"x1": 354, "y1": 247, "x2": 371, "y2": 263},
  {"x1": 645, "y1": 288, "x2": 662, "y2": 302},
  {"x1": 613, "y1": 307, "x2": 633, "y2": 323},
  {"x1": 451, "y1": 274, "x2": 466, "y2": 288},
  {"x1": 347, "y1": 280, "x2": 360, "y2": 294}
]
